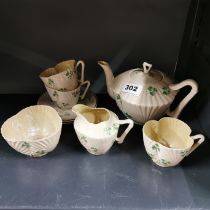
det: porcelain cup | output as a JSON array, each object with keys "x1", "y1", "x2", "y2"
[
  {"x1": 40, "y1": 60, "x2": 85, "y2": 90},
  {"x1": 142, "y1": 117, "x2": 205, "y2": 167},
  {"x1": 45, "y1": 80, "x2": 90, "y2": 110}
]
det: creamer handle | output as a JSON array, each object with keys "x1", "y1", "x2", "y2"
[
  {"x1": 115, "y1": 119, "x2": 134, "y2": 144},
  {"x1": 167, "y1": 79, "x2": 198, "y2": 118},
  {"x1": 186, "y1": 134, "x2": 205, "y2": 156},
  {"x1": 76, "y1": 60, "x2": 85, "y2": 83}
]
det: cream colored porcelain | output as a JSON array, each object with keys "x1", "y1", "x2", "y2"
[
  {"x1": 98, "y1": 61, "x2": 198, "y2": 124},
  {"x1": 40, "y1": 60, "x2": 85, "y2": 90},
  {"x1": 45, "y1": 81, "x2": 90, "y2": 110},
  {"x1": 37, "y1": 91, "x2": 97, "y2": 123},
  {"x1": 1, "y1": 105, "x2": 62, "y2": 157},
  {"x1": 143, "y1": 117, "x2": 205, "y2": 167},
  {"x1": 72, "y1": 104, "x2": 134, "y2": 155}
]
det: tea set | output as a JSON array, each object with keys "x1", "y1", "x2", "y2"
[{"x1": 0, "y1": 59, "x2": 205, "y2": 167}]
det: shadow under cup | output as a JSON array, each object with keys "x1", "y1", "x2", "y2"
[{"x1": 45, "y1": 81, "x2": 90, "y2": 110}]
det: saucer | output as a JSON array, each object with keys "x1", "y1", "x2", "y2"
[{"x1": 37, "y1": 91, "x2": 97, "y2": 124}]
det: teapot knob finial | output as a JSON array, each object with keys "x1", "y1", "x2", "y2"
[{"x1": 143, "y1": 62, "x2": 152, "y2": 73}]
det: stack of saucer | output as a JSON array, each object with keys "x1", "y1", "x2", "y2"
[{"x1": 38, "y1": 59, "x2": 97, "y2": 123}]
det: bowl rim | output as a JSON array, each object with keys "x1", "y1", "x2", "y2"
[{"x1": 1, "y1": 105, "x2": 62, "y2": 142}]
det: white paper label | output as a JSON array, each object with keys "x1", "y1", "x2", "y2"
[{"x1": 121, "y1": 83, "x2": 143, "y2": 96}]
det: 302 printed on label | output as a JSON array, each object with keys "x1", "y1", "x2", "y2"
[{"x1": 121, "y1": 83, "x2": 143, "y2": 96}]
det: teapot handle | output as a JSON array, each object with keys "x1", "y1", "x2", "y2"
[
  {"x1": 115, "y1": 119, "x2": 134, "y2": 144},
  {"x1": 186, "y1": 134, "x2": 205, "y2": 156},
  {"x1": 166, "y1": 79, "x2": 198, "y2": 118},
  {"x1": 76, "y1": 60, "x2": 85, "y2": 83}
]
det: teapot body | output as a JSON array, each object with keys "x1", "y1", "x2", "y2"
[{"x1": 112, "y1": 70, "x2": 177, "y2": 124}]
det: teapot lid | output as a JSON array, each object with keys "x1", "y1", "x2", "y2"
[{"x1": 130, "y1": 62, "x2": 164, "y2": 84}]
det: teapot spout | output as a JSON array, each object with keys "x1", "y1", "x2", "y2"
[{"x1": 98, "y1": 61, "x2": 115, "y2": 99}]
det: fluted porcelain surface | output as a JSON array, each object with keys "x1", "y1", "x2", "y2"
[
  {"x1": 1, "y1": 105, "x2": 62, "y2": 157},
  {"x1": 73, "y1": 108, "x2": 120, "y2": 155},
  {"x1": 114, "y1": 74, "x2": 177, "y2": 124},
  {"x1": 142, "y1": 117, "x2": 204, "y2": 167},
  {"x1": 72, "y1": 104, "x2": 134, "y2": 155},
  {"x1": 39, "y1": 60, "x2": 78, "y2": 90},
  {"x1": 98, "y1": 61, "x2": 198, "y2": 124}
]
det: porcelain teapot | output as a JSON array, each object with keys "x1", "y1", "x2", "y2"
[
  {"x1": 72, "y1": 104, "x2": 134, "y2": 155},
  {"x1": 98, "y1": 61, "x2": 198, "y2": 124}
]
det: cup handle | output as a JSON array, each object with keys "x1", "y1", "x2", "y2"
[
  {"x1": 76, "y1": 60, "x2": 85, "y2": 83},
  {"x1": 166, "y1": 79, "x2": 198, "y2": 118},
  {"x1": 186, "y1": 134, "x2": 205, "y2": 156},
  {"x1": 115, "y1": 119, "x2": 134, "y2": 144},
  {"x1": 79, "y1": 80, "x2": 90, "y2": 100}
]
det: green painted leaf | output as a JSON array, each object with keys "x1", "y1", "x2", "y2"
[
  {"x1": 90, "y1": 147, "x2": 98, "y2": 153},
  {"x1": 112, "y1": 123, "x2": 119, "y2": 130},
  {"x1": 35, "y1": 150, "x2": 47, "y2": 156},
  {"x1": 104, "y1": 127, "x2": 112, "y2": 135},
  {"x1": 115, "y1": 94, "x2": 122, "y2": 105},
  {"x1": 161, "y1": 159, "x2": 170, "y2": 166},
  {"x1": 162, "y1": 87, "x2": 171, "y2": 95},
  {"x1": 147, "y1": 86, "x2": 157, "y2": 96},
  {"x1": 72, "y1": 90, "x2": 80, "y2": 97},
  {"x1": 22, "y1": 142, "x2": 30, "y2": 148},
  {"x1": 123, "y1": 112, "x2": 133, "y2": 120},
  {"x1": 59, "y1": 88, "x2": 68, "y2": 91},
  {"x1": 152, "y1": 143, "x2": 160, "y2": 152},
  {"x1": 48, "y1": 78, "x2": 54, "y2": 86},
  {"x1": 62, "y1": 102, "x2": 69, "y2": 107},
  {"x1": 81, "y1": 136, "x2": 87, "y2": 143},
  {"x1": 180, "y1": 150, "x2": 188, "y2": 157},
  {"x1": 53, "y1": 90, "x2": 58, "y2": 97},
  {"x1": 66, "y1": 69, "x2": 74, "y2": 79}
]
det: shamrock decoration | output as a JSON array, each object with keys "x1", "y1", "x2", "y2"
[{"x1": 147, "y1": 86, "x2": 157, "y2": 96}]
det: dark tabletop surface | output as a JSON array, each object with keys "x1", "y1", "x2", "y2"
[{"x1": 0, "y1": 94, "x2": 209, "y2": 210}]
